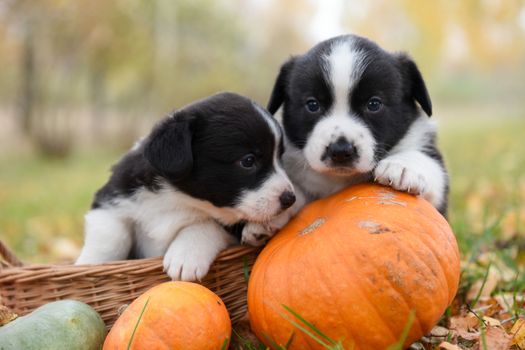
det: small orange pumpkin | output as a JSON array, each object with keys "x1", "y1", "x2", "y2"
[
  {"x1": 104, "y1": 281, "x2": 231, "y2": 350},
  {"x1": 248, "y1": 184, "x2": 460, "y2": 350}
]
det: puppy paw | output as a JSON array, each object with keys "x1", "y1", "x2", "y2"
[
  {"x1": 374, "y1": 156, "x2": 428, "y2": 195},
  {"x1": 374, "y1": 152, "x2": 447, "y2": 210},
  {"x1": 241, "y1": 222, "x2": 274, "y2": 247},
  {"x1": 163, "y1": 244, "x2": 215, "y2": 281}
]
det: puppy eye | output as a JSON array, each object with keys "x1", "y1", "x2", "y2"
[
  {"x1": 305, "y1": 98, "x2": 320, "y2": 113},
  {"x1": 366, "y1": 97, "x2": 383, "y2": 112},
  {"x1": 239, "y1": 154, "x2": 256, "y2": 169}
]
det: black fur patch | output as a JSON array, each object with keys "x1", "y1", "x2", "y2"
[{"x1": 93, "y1": 92, "x2": 279, "y2": 209}]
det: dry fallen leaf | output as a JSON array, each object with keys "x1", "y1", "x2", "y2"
[
  {"x1": 481, "y1": 326, "x2": 512, "y2": 350},
  {"x1": 511, "y1": 318, "x2": 525, "y2": 349},
  {"x1": 466, "y1": 267, "x2": 500, "y2": 301},
  {"x1": 438, "y1": 341, "x2": 462, "y2": 350},
  {"x1": 449, "y1": 313, "x2": 480, "y2": 331},
  {"x1": 454, "y1": 329, "x2": 480, "y2": 341},
  {"x1": 448, "y1": 312, "x2": 481, "y2": 342},
  {"x1": 483, "y1": 316, "x2": 502, "y2": 327}
]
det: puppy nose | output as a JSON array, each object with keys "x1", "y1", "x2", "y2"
[
  {"x1": 279, "y1": 191, "x2": 296, "y2": 209},
  {"x1": 326, "y1": 138, "x2": 358, "y2": 164}
]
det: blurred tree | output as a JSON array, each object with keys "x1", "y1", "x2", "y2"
[
  {"x1": 19, "y1": 16, "x2": 36, "y2": 134},
  {"x1": 0, "y1": 1, "x2": 41, "y2": 135},
  {"x1": 0, "y1": 0, "x2": 524, "y2": 155}
]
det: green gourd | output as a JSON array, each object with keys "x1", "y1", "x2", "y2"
[{"x1": 0, "y1": 300, "x2": 106, "y2": 350}]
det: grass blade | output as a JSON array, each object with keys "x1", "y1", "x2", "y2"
[
  {"x1": 480, "y1": 324, "x2": 488, "y2": 350},
  {"x1": 471, "y1": 261, "x2": 492, "y2": 309},
  {"x1": 284, "y1": 331, "x2": 295, "y2": 349},
  {"x1": 278, "y1": 305, "x2": 334, "y2": 349},
  {"x1": 281, "y1": 304, "x2": 336, "y2": 346},
  {"x1": 263, "y1": 332, "x2": 290, "y2": 350},
  {"x1": 220, "y1": 337, "x2": 230, "y2": 350},
  {"x1": 243, "y1": 256, "x2": 250, "y2": 285},
  {"x1": 386, "y1": 309, "x2": 416, "y2": 350},
  {"x1": 127, "y1": 297, "x2": 150, "y2": 350}
]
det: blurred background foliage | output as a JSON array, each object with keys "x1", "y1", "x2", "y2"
[{"x1": 0, "y1": 0, "x2": 524, "y2": 262}]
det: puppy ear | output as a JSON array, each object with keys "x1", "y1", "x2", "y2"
[
  {"x1": 267, "y1": 57, "x2": 295, "y2": 114},
  {"x1": 144, "y1": 113, "x2": 193, "y2": 180},
  {"x1": 398, "y1": 54, "x2": 432, "y2": 117}
]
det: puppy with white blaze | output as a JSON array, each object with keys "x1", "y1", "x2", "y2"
[
  {"x1": 263, "y1": 34, "x2": 448, "y2": 232},
  {"x1": 76, "y1": 92, "x2": 295, "y2": 281}
]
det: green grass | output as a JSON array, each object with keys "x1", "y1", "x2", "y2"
[
  {"x1": 438, "y1": 117, "x2": 525, "y2": 294},
  {"x1": 442, "y1": 118, "x2": 525, "y2": 238},
  {"x1": 0, "y1": 149, "x2": 120, "y2": 262}
]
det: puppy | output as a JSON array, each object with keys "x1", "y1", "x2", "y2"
[
  {"x1": 76, "y1": 92, "x2": 295, "y2": 281},
  {"x1": 262, "y1": 34, "x2": 448, "y2": 232}
]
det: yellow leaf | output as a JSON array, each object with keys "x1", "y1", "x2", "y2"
[{"x1": 511, "y1": 318, "x2": 525, "y2": 349}]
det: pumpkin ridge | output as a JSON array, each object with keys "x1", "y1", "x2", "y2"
[
  {"x1": 251, "y1": 239, "x2": 289, "y2": 346},
  {"x1": 383, "y1": 215, "x2": 452, "y2": 334},
  {"x1": 285, "y1": 234, "x2": 319, "y2": 350},
  {"x1": 395, "y1": 215, "x2": 456, "y2": 306},
  {"x1": 306, "y1": 242, "x2": 359, "y2": 348},
  {"x1": 408, "y1": 222, "x2": 453, "y2": 306},
  {"x1": 333, "y1": 232, "x2": 418, "y2": 345},
  {"x1": 388, "y1": 214, "x2": 451, "y2": 278},
  {"x1": 390, "y1": 216, "x2": 448, "y2": 282},
  {"x1": 250, "y1": 256, "x2": 267, "y2": 341},
  {"x1": 428, "y1": 222, "x2": 460, "y2": 302},
  {"x1": 273, "y1": 227, "x2": 333, "y2": 350},
  {"x1": 379, "y1": 236, "x2": 439, "y2": 337},
  {"x1": 368, "y1": 250, "x2": 426, "y2": 342},
  {"x1": 324, "y1": 226, "x2": 400, "y2": 347},
  {"x1": 347, "y1": 215, "x2": 427, "y2": 339},
  {"x1": 330, "y1": 219, "x2": 406, "y2": 341},
  {"x1": 380, "y1": 209, "x2": 457, "y2": 332}
]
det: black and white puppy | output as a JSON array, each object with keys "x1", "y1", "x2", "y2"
[
  {"x1": 76, "y1": 92, "x2": 295, "y2": 281},
  {"x1": 264, "y1": 34, "x2": 448, "y2": 230}
]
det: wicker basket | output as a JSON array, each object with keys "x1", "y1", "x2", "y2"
[{"x1": 0, "y1": 240, "x2": 260, "y2": 329}]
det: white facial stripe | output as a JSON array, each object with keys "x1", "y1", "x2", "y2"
[
  {"x1": 326, "y1": 41, "x2": 353, "y2": 115},
  {"x1": 253, "y1": 103, "x2": 291, "y2": 185},
  {"x1": 324, "y1": 40, "x2": 370, "y2": 113},
  {"x1": 302, "y1": 40, "x2": 376, "y2": 175}
]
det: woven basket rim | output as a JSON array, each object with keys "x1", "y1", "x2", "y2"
[
  {"x1": 0, "y1": 240, "x2": 260, "y2": 329},
  {"x1": 0, "y1": 240, "x2": 23, "y2": 267}
]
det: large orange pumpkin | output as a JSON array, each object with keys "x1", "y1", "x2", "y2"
[
  {"x1": 248, "y1": 184, "x2": 460, "y2": 350},
  {"x1": 104, "y1": 281, "x2": 231, "y2": 350}
]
